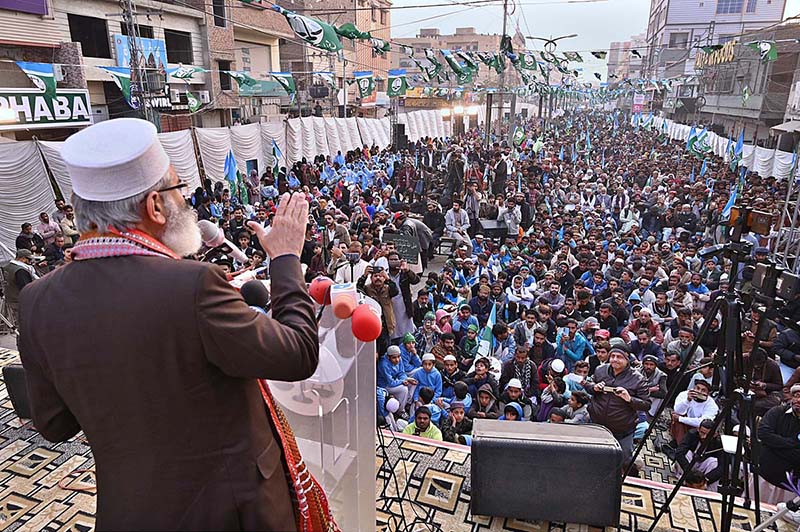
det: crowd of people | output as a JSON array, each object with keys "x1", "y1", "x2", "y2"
[{"x1": 4, "y1": 109, "x2": 800, "y2": 521}]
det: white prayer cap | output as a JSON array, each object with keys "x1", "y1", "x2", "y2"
[
  {"x1": 422, "y1": 353, "x2": 436, "y2": 362},
  {"x1": 62, "y1": 118, "x2": 170, "y2": 201},
  {"x1": 443, "y1": 354, "x2": 457, "y2": 362},
  {"x1": 506, "y1": 378, "x2": 522, "y2": 390}
]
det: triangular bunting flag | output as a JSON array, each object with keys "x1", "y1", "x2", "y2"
[
  {"x1": 15, "y1": 62, "x2": 56, "y2": 98},
  {"x1": 272, "y1": 5, "x2": 343, "y2": 52}
]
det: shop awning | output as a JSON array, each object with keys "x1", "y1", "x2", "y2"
[{"x1": 771, "y1": 120, "x2": 800, "y2": 133}]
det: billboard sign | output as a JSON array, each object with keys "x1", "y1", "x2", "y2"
[
  {"x1": 0, "y1": 0, "x2": 48, "y2": 15},
  {"x1": 0, "y1": 89, "x2": 92, "y2": 130}
]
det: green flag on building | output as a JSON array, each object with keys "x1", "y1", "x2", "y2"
[
  {"x1": 225, "y1": 71, "x2": 257, "y2": 88},
  {"x1": 272, "y1": 5, "x2": 343, "y2": 52},
  {"x1": 271, "y1": 72, "x2": 297, "y2": 101},
  {"x1": 15, "y1": 62, "x2": 56, "y2": 99},
  {"x1": 354, "y1": 71, "x2": 374, "y2": 98},
  {"x1": 748, "y1": 41, "x2": 778, "y2": 63},
  {"x1": 186, "y1": 90, "x2": 202, "y2": 113},
  {"x1": 99, "y1": 66, "x2": 137, "y2": 108},
  {"x1": 387, "y1": 69, "x2": 408, "y2": 97}
]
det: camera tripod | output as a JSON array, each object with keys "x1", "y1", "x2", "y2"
[{"x1": 627, "y1": 235, "x2": 767, "y2": 532}]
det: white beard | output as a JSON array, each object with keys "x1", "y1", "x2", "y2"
[{"x1": 160, "y1": 196, "x2": 202, "y2": 258}]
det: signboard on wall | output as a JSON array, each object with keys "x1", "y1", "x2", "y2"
[
  {"x1": 113, "y1": 34, "x2": 168, "y2": 70},
  {"x1": 0, "y1": 0, "x2": 47, "y2": 15},
  {"x1": 0, "y1": 88, "x2": 92, "y2": 130},
  {"x1": 632, "y1": 93, "x2": 645, "y2": 113}
]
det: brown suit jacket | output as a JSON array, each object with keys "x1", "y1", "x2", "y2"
[{"x1": 18, "y1": 254, "x2": 319, "y2": 531}]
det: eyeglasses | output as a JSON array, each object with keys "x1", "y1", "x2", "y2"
[{"x1": 157, "y1": 181, "x2": 189, "y2": 194}]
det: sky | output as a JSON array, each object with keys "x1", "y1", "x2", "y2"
[{"x1": 389, "y1": 0, "x2": 800, "y2": 80}]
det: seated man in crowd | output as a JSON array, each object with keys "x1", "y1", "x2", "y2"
[
  {"x1": 402, "y1": 406, "x2": 443, "y2": 441},
  {"x1": 468, "y1": 383, "x2": 500, "y2": 420},
  {"x1": 441, "y1": 402, "x2": 473, "y2": 444},
  {"x1": 674, "y1": 418, "x2": 723, "y2": 492},
  {"x1": 668, "y1": 378, "x2": 718, "y2": 448},
  {"x1": 498, "y1": 378, "x2": 536, "y2": 421}
]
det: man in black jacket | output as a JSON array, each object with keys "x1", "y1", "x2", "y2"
[
  {"x1": 758, "y1": 384, "x2": 800, "y2": 506},
  {"x1": 586, "y1": 347, "x2": 651, "y2": 469},
  {"x1": 387, "y1": 251, "x2": 420, "y2": 344},
  {"x1": 675, "y1": 419, "x2": 723, "y2": 491},
  {"x1": 423, "y1": 203, "x2": 445, "y2": 259}
]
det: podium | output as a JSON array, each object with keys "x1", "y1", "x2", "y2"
[{"x1": 267, "y1": 305, "x2": 376, "y2": 531}]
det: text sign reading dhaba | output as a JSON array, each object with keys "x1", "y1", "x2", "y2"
[{"x1": 0, "y1": 89, "x2": 92, "y2": 131}]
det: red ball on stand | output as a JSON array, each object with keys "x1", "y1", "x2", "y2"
[
  {"x1": 351, "y1": 304, "x2": 382, "y2": 342},
  {"x1": 308, "y1": 276, "x2": 333, "y2": 305}
]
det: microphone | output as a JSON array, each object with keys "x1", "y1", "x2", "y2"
[
  {"x1": 241, "y1": 280, "x2": 270, "y2": 313},
  {"x1": 197, "y1": 219, "x2": 249, "y2": 264}
]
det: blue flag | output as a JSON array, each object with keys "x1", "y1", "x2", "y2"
[
  {"x1": 686, "y1": 125, "x2": 696, "y2": 149},
  {"x1": 601, "y1": 148, "x2": 606, "y2": 169},
  {"x1": 721, "y1": 183, "x2": 737, "y2": 218},
  {"x1": 559, "y1": 146, "x2": 564, "y2": 161},
  {"x1": 477, "y1": 303, "x2": 497, "y2": 357},
  {"x1": 690, "y1": 165, "x2": 695, "y2": 184},
  {"x1": 224, "y1": 150, "x2": 238, "y2": 184},
  {"x1": 700, "y1": 159, "x2": 707, "y2": 177}
]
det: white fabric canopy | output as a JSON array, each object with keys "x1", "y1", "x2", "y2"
[
  {"x1": 0, "y1": 141, "x2": 57, "y2": 253},
  {"x1": 158, "y1": 130, "x2": 201, "y2": 192},
  {"x1": 195, "y1": 127, "x2": 233, "y2": 183},
  {"x1": 324, "y1": 117, "x2": 344, "y2": 157},
  {"x1": 260, "y1": 121, "x2": 287, "y2": 172},
  {"x1": 38, "y1": 140, "x2": 72, "y2": 200},
  {"x1": 230, "y1": 123, "x2": 265, "y2": 179},
  {"x1": 654, "y1": 116, "x2": 798, "y2": 180}
]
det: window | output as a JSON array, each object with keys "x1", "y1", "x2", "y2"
[
  {"x1": 371, "y1": 4, "x2": 376, "y2": 22},
  {"x1": 746, "y1": 0, "x2": 757, "y2": 11},
  {"x1": 165, "y1": 29, "x2": 193, "y2": 64},
  {"x1": 380, "y1": 9, "x2": 387, "y2": 25},
  {"x1": 120, "y1": 24, "x2": 153, "y2": 38},
  {"x1": 669, "y1": 32, "x2": 689, "y2": 48},
  {"x1": 212, "y1": 0, "x2": 226, "y2": 27},
  {"x1": 68, "y1": 14, "x2": 111, "y2": 58},
  {"x1": 716, "y1": 0, "x2": 744, "y2": 13},
  {"x1": 218, "y1": 60, "x2": 231, "y2": 90}
]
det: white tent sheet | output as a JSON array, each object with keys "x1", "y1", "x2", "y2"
[
  {"x1": 158, "y1": 130, "x2": 201, "y2": 192},
  {"x1": 195, "y1": 127, "x2": 232, "y2": 183},
  {"x1": 260, "y1": 121, "x2": 287, "y2": 172},
  {"x1": 230, "y1": 123, "x2": 264, "y2": 179},
  {"x1": 324, "y1": 117, "x2": 344, "y2": 157},
  {"x1": 0, "y1": 141, "x2": 57, "y2": 253},
  {"x1": 38, "y1": 141, "x2": 72, "y2": 200},
  {"x1": 652, "y1": 116, "x2": 797, "y2": 180}
]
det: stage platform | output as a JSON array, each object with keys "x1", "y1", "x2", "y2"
[{"x1": 0, "y1": 347, "x2": 791, "y2": 532}]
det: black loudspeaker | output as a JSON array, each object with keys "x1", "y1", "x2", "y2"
[
  {"x1": 2, "y1": 364, "x2": 32, "y2": 419},
  {"x1": 471, "y1": 421, "x2": 622, "y2": 526},
  {"x1": 393, "y1": 123, "x2": 408, "y2": 150},
  {"x1": 479, "y1": 219, "x2": 508, "y2": 240}
]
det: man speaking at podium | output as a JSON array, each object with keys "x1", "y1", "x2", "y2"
[{"x1": 17, "y1": 118, "x2": 319, "y2": 531}]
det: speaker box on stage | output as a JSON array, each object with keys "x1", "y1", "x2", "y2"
[
  {"x1": 471, "y1": 421, "x2": 622, "y2": 526},
  {"x1": 479, "y1": 219, "x2": 508, "y2": 240},
  {"x1": 392, "y1": 123, "x2": 408, "y2": 150},
  {"x1": 2, "y1": 364, "x2": 31, "y2": 419}
]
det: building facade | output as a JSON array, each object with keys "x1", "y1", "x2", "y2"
[
  {"x1": 643, "y1": 0, "x2": 787, "y2": 81},
  {"x1": 0, "y1": 0, "x2": 293, "y2": 139}
]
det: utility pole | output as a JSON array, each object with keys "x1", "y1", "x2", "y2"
[
  {"x1": 495, "y1": 0, "x2": 508, "y2": 137},
  {"x1": 120, "y1": 0, "x2": 158, "y2": 127}
]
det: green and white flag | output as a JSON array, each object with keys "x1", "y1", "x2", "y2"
[
  {"x1": 591, "y1": 51, "x2": 607, "y2": 59},
  {"x1": 99, "y1": 66, "x2": 137, "y2": 108},
  {"x1": 423, "y1": 49, "x2": 443, "y2": 79},
  {"x1": 742, "y1": 84, "x2": 751, "y2": 105},
  {"x1": 400, "y1": 45, "x2": 414, "y2": 57},
  {"x1": 518, "y1": 52, "x2": 538, "y2": 70},
  {"x1": 271, "y1": 72, "x2": 297, "y2": 101},
  {"x1": 335, "y1": 22, "x2": 370, "y2": 41},
  {"x1": 455, "y1": 51, "x2": 479, "y2": 74},
  {"x1": 687, "y1": 127, "x2": 713, "y2": 158},
  {"x1": 370, "y1": 37, "x2": 390, "y2": 55},
  {"x1": 748, "y1": 41, "x2": 778, "y2": 63},
  {"x1": 186, "y1": 89, "x2": 202, "y2": 112},
  {"x1": 563, "y1": 51, "x2": 583, "y2": 62},
  {"x1": 225, "y1": 71, "x2": 257, "y2": 88},
  {"x1": 354, "y1": 71, "x2": 374, "y2": 98},
  {"x1": 315, "y1": 71, "x2": 337, "y2": 90},
  {"x1": 441, "y1": 49, "x2": 467, "y2": 76},
  {"x1": 272, "y1": 139, "x2": 283, "y2": 178},
  {"x1": 15, "y1": 62, "x2": 56, "y2": 99},
  {"x1": 170, "y1": 65, "x2": 207, "y2": 80},
  {"x1": 387, "y1": 69, "x2": 408, "y2": 97},
  {"x1": 512, "y1": 125, "x2": 525, "y2": 146},
  {"x1": 272, "y1": 5, "x2": 343, "y2": 52}
]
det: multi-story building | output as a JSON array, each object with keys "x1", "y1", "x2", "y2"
[
  {"x1": 692, "y1": 23, "x2": 800, "y2": 144},
  {"x1": 0, "y1": 0, "x2": 293, "y2": 139},
  {"x1": 643, "y1": 0, "x2": 787, "y2": 81},
  {"x1": 607, "y1": 33, "x2": 646, "y2": 81}
]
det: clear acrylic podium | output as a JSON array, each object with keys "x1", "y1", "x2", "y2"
[{"x1": 267, "y1": 304, "x2": 376, "y2": 531}]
